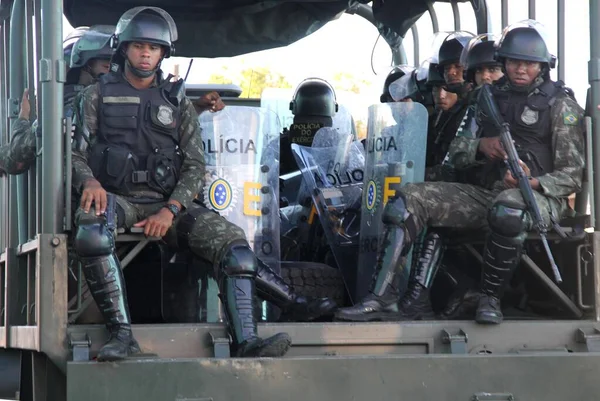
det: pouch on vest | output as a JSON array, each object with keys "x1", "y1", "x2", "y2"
[
  {"x1": 146, "y1": 147, "x2": 183, "y2": 195},
  {"x1": 89, "y1": 145, "x2": 139, "y2": 194}
]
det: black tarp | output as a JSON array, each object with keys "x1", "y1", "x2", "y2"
[{"x1": 62, "y1": 0, "x2": 484, "y2": 58}]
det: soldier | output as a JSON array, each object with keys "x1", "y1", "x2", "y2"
[
  {"x1": 335, "y1": 20, "x2": 584, "y2": 324},
  {"x1": 71, "y1": 7, "x2": 335, "y2": 362},
  {"x1": 0, "y1": 25, "x2": 113, "y2": 176}
]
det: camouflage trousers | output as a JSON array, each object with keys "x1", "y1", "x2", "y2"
[
  {"x1": 74, "y1": 195, "x2": 247, "y2": 267},
  {"x1": 400, "y1": 181, "x2": 569, "y2": 235}
]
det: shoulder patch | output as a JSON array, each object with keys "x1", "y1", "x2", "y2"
[{"x1": 563, "y1": 112, "x2": 579, "y2": 125}]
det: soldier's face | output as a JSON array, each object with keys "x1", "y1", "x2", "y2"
[
  {"x1": 443, "y1": 63, "x2": 464, "y2": 85},
  {"x1": 505, "y1": 58, "x2": 541, "y2": 86},
  {"x1": 432, "y1": 86, "x2": 457, "y2": 111},
  {"x1": 88, "y1": 59, "x2": 110, "y2": 77},
  {"x1": 126, "y1": 42, "x2": 165, "y2": 72},
  {"x1": 475, "y1": 65, "x2": 503, "y2": 86}
]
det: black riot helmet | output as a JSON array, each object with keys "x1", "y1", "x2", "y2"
[
  {"x1": 460, "y1": 33, "x2": 502, "y2": 83},
  {"x1": 495, "y1": 19, "x2": 557, "y2": 69},
  {"x1": 437, "y1": 31, "x2": 474, "y2": 72},
  {"x1": 63, "y1": 26, "x2": 89, "y2": 66},
  {"x1": 70, "y1": 25, "x2": 115, "y2": 70},
  {"x1": 380, "y1": 65, "x2": 414, "y2": 103},
  {"x1": 426, "y1": 61, "x2": 445, "y2": 89},
  {"x1": 289, "y1": 78, "x2": 338, "y2": 117},
  {"x1": 110, "y1": 7, "x2": 178, "y2": 77}
]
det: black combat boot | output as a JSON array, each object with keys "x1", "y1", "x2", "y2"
[
  {"x1": 335, "y1": 225, "x2": 408, "y2": 322},
  {"x1": 397, "y1": 232, "x2": 444, "y2": 320},
  {"x1": 221, "y1": 276, "x2": 291, "y2": 357},
  {"x1": 220, "y1": 244, "x2": 291, "y2": 357},
  {"x1": 441, "y1": 287, "x2": 480, "y2": 320},
  {"x1": 475, "y1": 232, "x2": 523, "y2": 325},
  {"x1": 256, "y1": 260, "x2": 337, "y2": 322},
  {"x1": 80, "y1": 253, "x2": 139, "y2": 361}
]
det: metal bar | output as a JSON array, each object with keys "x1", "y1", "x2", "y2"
[
  {"x1": 426, "y1": 1, "x2": 439, "y2": 33},
  {"x1": 34, "y1": 0, "x2": 42, "y2": 235},
  {"x1": 557, "y1": 0, "x2": 566, "y2": 82},
  {"x1": 64, "y1": 118, "x2": 72, "y2": 231},
  {"x1": 9, "y1": 0, "x2": 25, "y2": 249},
  {"x1": 576, "y1": 243, "x2": 594, "y2": 311},
  {"x1": 10, "y1": 0, "x2": 28, "y2": 246},
  {"x1": 37, "y1": 234, "x2": 68, "y2": 374},
  {"x1": 521, "y1": 254, "x2": 583, "y2": 318},
  {"x1": 529, "y1": 0, "x2": 536, "y2": 19},
  {"x1": 501, "y1": 0, "x2": 509, "y2": 29},
  {"x1": 594, "y1": 231, "x2": 600, "y2": 321},
  {"x1": 0, "y1": 22, "x2": 7, "y2": 251},
  {"x1": 40, "y1": 0, "x2": 64, "y2": 234},
  {"x1": 0, "y1": 327, "x2": 5, "y2": 348},
  {"x1": 16, "y1": 238, "x2": 38, "y2": 256},
  {"x1": 411, "y1": 25, "x2": 420, "y2": 67},
  {"x1": 588, "y1": 118, "x2": 596, "y2": 226},
  {"x1": 25, "y1": 0, "x2": 36, "y2": 243},
  {"x1": 590, "y1": 0, "x2": 600, "y2": 231},
  {"x1": 451, "y1": 1, "x2": 460, "y2": 31}
]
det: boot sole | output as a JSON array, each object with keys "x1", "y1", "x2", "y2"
[
  {"x1": 475, "y1": 312, "x2": 503, "y2": 325},
  {"x1": 255, "y1": 333, "x2": 292, "y2": 357},
  {"x1": 334, "y1": 312, "x2": 400, "y2": 322}
]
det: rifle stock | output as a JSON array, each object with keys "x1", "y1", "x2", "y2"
[{"x1": 477, "y1": 85, "x2": 563, "y2": 284}]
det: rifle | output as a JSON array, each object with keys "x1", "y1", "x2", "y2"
[{"x1": 477, "y1": 84, "x2": 563, "y2": 284}]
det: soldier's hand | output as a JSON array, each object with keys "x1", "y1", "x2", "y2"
[
  {"x1": 503, "y1": 160, "x2": 531, "y2": 189},
  {"x1": 195, "y1": 91, "x2": 225, "y2": 113},
  {"x1": 478, "y1": 137, "x2": 507, "y2": 161},
  {"x1": 133, "y1": 208, "x2": 173, "y2": 238},
  {"x1": 19, "y1": 89, "x2": 31, "y2": 120},
  {"x1": 81, "y1": 178, "x2": 107, "y2": 215}
]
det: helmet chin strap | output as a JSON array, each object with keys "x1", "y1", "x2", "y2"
[{"x1": 125, "y1": 58, "x2": 160, "y2": 78}]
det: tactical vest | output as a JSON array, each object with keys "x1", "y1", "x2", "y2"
[
  {"x1": 89, "y1": 72, "x2": 183, "y2": 198},
  {"x1": 476, "y1": 78, "x2": 566, "y2": 187}
]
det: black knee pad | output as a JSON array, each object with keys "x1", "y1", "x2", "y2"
[
  {"x1": 488, "y1": 202, "x2": 531, "y2": 238},
  {"x1": 220, "y1": 242, "x2": 258, "y2": 277},
  {"x1": 382, "y1": 193, "x2": 418, "y2": 241},
  {"x1": 74, "y1": 221, "x2": 114, "y2": 258}
]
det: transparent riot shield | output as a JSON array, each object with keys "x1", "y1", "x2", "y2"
[
  {"x1": 291, "y1": 137, "x2": 365, "y2": 303},
  {"x1": 356, "y1": 102, "x2": 428, "y2": 300},
  {"x1": 198, "y1": 106, "x2": 281, "y2": 273}
]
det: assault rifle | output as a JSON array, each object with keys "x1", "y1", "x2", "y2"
[{"x1": 477, "y1": 84, "x2": 563, "y2": 284}]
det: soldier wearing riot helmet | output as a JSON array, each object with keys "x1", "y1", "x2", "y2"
[
  {"x1": 436, "y1": 31, "x2": 474, "y2": 95},
  {"x1": 71, "y1": 7, "x2": 335, "y2": 362},
  {"x1": 460, "y1": 34, "x2": 503, "y2": 87},
  {"x1": 280, "y1": 78, "x2": 339, "y2": 175},
  {"x1": 0, "y1": 25, "x2": 114, "y2": 177},
  {"x1": 380, "y1": 65, "x2": 414, "y2": 103},
  {"x1": 338, "y1": 20, "x2": 584, "y2": 325}
]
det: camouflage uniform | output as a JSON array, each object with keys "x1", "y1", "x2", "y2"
[
  {"x1": 72, "y1": 79, "x2": 246, "y2": 266},
  {"x1": 0, "y1": 70, "x2": 98, "y2": 176}
]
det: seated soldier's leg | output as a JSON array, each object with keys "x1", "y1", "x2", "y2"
[
  {"x1": 178, "y1": 206, "x2": 290, "y2": 357},
  {"x1": 475, "y1": 188, "x2": 560, "y2": 324},
  {"x1": 73, "y1": 194, "x2": 140, "y2": 361},
  {"x1": 336, "y1": 182, "x2": 492, "y2": 322}
]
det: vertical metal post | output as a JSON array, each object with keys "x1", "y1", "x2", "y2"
[
  {"x1": 501, "y1": 0, "x2": 509, "y2": 28},
  {"x1": 9, "y1": 0, "x2": 26, "y2": 247},
  {"x1": 451, "y1": 1, "x2": 461, "y2": 31},
  {"x1": 557, "y1": 0, "x2": 566, "y2": 82},
  {"x1": 426, "y1": 1, "x2": 439, "y2": 33},
  {"x1": 529, "y1": 0, "x2": 536, "y2": 19},
  {"x1": 590, "y1": 0, "x2": 600, "y2": 232},
  {"x1": 40, "y1": 0, "x2": 64, "y2": 234},
  {"x1": 0, "y1": 23, "x2": 8, "y2": 251},
  {"x1": 411, "y1": 25, "x2": 420, "y2": 67},
  {"x1": 26, "y1": 0, "x2": 38, "y2": 240},
  {"x1": 472, "y1": 0, "x2": 489, "y2": 34},
  {"x1": 34, "y1": 0, "x2": 42, "y2": 235}
]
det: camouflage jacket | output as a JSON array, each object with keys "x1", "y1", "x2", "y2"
[
  {"x1": 72, "y1": 74, "x2": 205, "y2": 210},
  {"x1": 0, "y1": 118, "x2": 38, "y2": 175},
  {"x1": 0, "y1": 70, "x2": 98, "y2": 175},
  {"x1": 445, "y1": 80, "x2": 585, "y2": 199}
]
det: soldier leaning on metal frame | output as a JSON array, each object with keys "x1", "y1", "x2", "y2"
[
  {"x1": 70, "y1": 6, "x2": 336, "y2": 362},
  {"x1": 0, "y1": 26, "x2": 112, "y2": 177},
  {"x1": 336, "y1": 20, "x2": 584, "y2": 325}
]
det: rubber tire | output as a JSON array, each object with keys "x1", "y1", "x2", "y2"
[{"x1": 279, "y1": 261, "x2": 346, "y2": 307}]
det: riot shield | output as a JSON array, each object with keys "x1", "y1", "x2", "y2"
[
  {"x1": 291, "y1": 136, "x2": 365, "y2": 302},
  {"x1": 356, "y1": 102, "x2": 428, "y2": 300},
  {"x1": 198, "y1": 106, "x2": 281, "y2": 272}
]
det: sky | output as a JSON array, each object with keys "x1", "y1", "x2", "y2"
[{"x1": 63, "y1": 0, "x2": 592, "y2": 112}]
